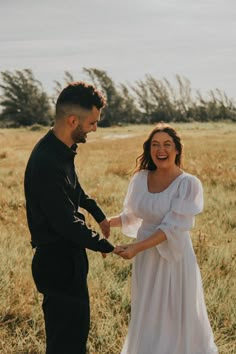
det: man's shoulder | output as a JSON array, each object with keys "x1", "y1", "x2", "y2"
[
  {"x1": 27, "y1": 132, "x2": 58, "y2": 171},
  {"x1": 32, "y1": 130, "x2": 55, "y2": 156}
]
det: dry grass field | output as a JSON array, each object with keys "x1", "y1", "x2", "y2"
[{"x1": 0, "y1": 122, "x2": 235, "y2": 353}]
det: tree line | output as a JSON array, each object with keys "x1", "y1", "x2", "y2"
[{"x1": 0, "y1": 68, "x2": 235, "y2": 127}]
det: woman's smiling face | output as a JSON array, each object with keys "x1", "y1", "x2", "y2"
[{"x1": 150, "y1": 132, "x2": 179, "y2": 169}]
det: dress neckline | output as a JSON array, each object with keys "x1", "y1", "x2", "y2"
[{"x1": 145, "y1": 170, "x2": 185, "y2": 194}]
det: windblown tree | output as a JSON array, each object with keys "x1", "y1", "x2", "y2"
[
  {"x1": 83, "y1": 67, "x2": 140, "y2": 125},
  {"x1": 52, "y1": 69, "x2": 236, "y2": 124},
  {"x1": 132, "y1": 75, "x2": 193, "y2": 123},
  {"x1": 132, "y1": 74, "x2": 236, "y2": 123},
  {"x1": 0, "y1": 69, "x2": 53, "y2": 127},
  {"x1": 52, "y1": 71, "x2": 75, "y2": 104},
  {"x1": 1, "y1": 68, "x2": 234, "y2": 127},
  {"x1": 118, "y1": 83, "x2": 142, "y2": 123},
  {"x1": 191, "y1": 89, "x2": 236, "y2": 122}
]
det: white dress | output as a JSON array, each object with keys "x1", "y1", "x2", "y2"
[{"x1": 120, "y1": 170, "x2": 218, "y2": 354}]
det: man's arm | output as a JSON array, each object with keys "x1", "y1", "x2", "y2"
[
  {"x1": 36, "y1": 163, "x2": 114, "y2": 253},
  {"x1": 79, "y1": 185, "x2": 110, "y2": 238}
]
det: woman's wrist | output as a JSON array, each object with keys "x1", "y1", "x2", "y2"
[
  {"x1": 133, "y1": 241, "x2": 143, "y2": 255},
  {"x1": 109, "y1": 215, "x2": 122, "y2": 227}
]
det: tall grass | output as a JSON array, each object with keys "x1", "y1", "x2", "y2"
[{"x1": 0, "y1": 122, "x2": 235, "y2": 353}]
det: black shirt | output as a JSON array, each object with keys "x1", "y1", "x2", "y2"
[{"x1": 24, "y1": 129, "x2": 114, "y2": 253}]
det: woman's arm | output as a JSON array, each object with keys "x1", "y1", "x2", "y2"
[
  {"x1": 117, "y1": 228, "x2": 167, "y2": 259},
  {"x1": 109, "y1": 215, "x2": 122, "y2": 228}
]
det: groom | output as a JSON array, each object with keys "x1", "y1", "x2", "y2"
[{"x1": 24, "y1": 82, "x2": 114, "y2": 353}]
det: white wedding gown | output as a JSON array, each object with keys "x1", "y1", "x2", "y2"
[{"x1": 120, "y1": 170, "x2": 218, "y2": 354}]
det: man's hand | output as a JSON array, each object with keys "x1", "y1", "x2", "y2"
[
  {"x1": 99, "y1": 218, "x2": 110, "y2": 239},
  {"x1": 99, "y1": 218, "x2": 110, "y2": 258}
]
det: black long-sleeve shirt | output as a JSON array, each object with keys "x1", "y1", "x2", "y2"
[{"x1": 24, "y1": 129, "x2": 114, "y2": 253}]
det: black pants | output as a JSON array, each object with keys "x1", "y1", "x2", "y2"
[
  {"x1": 42, "y1": 292, "x2": 90, "y2": 354},
  {"x1": 32, "y1": 243, "x2": 90, "y2": 354}
]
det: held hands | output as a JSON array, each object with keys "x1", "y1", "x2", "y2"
[
  {"x1": 99, "y1": 217, "x2": 138, "y2": 260},
  {"x1": 113, "y1": 243, "x2": 139, "y2": 260}
]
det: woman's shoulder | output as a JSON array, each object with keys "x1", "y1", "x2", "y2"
[
  {"x1": 181, "y1": 172, "x2": 202, "y2": 184},
  {"x1": 129, "y1": 169, "x2": 148, "y2": 186},
  {"x1": 135, "y1": 169, "x2": 148, "y2": 176},
  {"x1": 178, "y1": 172, "x2": 203, "y2": 192},
  {"x1": 133, "y1": 169, "x2": 148, "y2": 178}
]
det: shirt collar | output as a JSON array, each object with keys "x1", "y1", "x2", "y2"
[{"x1": 46, "y1": 129, "x2": 77, "y2": 160}]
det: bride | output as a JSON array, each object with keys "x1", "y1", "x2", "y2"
[{"x1": 111, "y1": 123, "x2": 218, "y2": 354}]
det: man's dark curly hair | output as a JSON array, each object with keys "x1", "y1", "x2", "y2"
[{"x1": 56, "y1": 81, "x2": 106, "y2": 118}]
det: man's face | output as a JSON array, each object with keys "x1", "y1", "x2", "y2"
[{"x1": 71, "y1": 106, "x2": 101, "y2": 144}]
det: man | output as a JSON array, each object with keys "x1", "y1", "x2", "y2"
[{"x1": 24, "y1": 82, "x2": 114, "y2": 354}]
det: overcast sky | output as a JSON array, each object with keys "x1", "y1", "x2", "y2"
[{"x1": 0, "y1": 0, "x2": 235, "y2": 98}]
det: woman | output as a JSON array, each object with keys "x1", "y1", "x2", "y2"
[{"x1": 110, "y1": 123, "x2": 218, "y2": 354}]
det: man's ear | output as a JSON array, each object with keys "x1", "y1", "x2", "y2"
[{"x1": 68, "y1": 115, "x2": 79, "y2": 128}]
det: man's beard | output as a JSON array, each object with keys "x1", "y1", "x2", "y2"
[{"x1": 71, "y1": 124, "x2": 87, "y2": 144}]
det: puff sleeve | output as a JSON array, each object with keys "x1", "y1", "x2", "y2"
[
  {"x1": 120, "y1": 174, "x2": 143, "y2": 238},
  {"x1": 157, "y1": 175, "x2": 204, "y2": 262}
]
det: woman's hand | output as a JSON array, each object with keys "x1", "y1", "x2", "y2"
[{"x1": 114, "y1": 243, "x2": 139, "y2": 260}]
